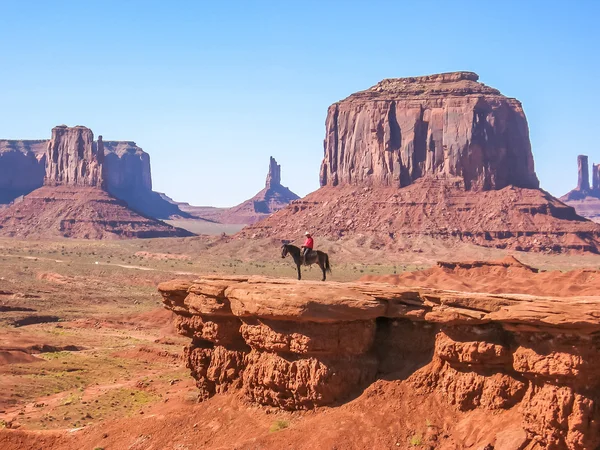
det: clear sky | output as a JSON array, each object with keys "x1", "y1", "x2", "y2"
[{"x1": 1, "y1": 0, "x2": 599, "y2": 206}]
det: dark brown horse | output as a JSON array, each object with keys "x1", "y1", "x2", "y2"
[{"x1": 281, "y1": 244, "x2": 331, "y2": 281}]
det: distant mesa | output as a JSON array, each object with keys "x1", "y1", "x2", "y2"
[
  {"x1": 0, "y1": 127, "x2": 189, "y2": 219},
  {"x1": 241, "y1": 71, "x2": 600, "y2": 253},
  {"x1": 0, "y1": 125, "x2": 192, "y2": 239},
  {"x1": 560, "y1": 154, "x2": 600, "y2": 223}
]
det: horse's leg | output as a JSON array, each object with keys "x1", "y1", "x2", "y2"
[
  {"x1": 297, "y1": 264, "x2": 301, "y2": 280},
  {"x1": 318, "y1": 259, "x2": 326, "y2": 281}
]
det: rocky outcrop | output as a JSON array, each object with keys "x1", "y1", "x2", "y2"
[
  {"x1": 320, "y1": 72, "x2": 539, "y2": 191},
  {"x1": 0, "y1": 140, "x2": 46, "y2": 203},
  {"x1": 45, "y1": 125, "x2": 104, "y2": 187},
  {"x1": 0, "y1": 125, "x2": 192, "y2": 238},
  {"x1": 160, "y1": 275, "x2": 600, "y2": 449},
  {"x1": 216, "y1": 157, "x2": 300, "y2": 224},
  {"x1": 560, "y1": 155, "x2": 600, "y2": 223}
]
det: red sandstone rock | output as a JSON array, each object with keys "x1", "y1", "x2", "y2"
[
  {"x1": 45, "y1": 125, "x2": 104, "y2": 187},
  {"x1": 320, "y1": 72, "x2": 539, "y2": 191},
  {"x1": 0, "y1": 128, "x2": 187, "y2": 219},
  {"x1": 241, "y1": 181, "x2": 600, "y2": 253},
  {"x1": 158, "y1": 275, "x2": 600, "y2": 448}
]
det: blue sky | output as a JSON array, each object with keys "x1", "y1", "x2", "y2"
[{"x1": 1, "y1": 0, "x2": 599, "y2": 206}]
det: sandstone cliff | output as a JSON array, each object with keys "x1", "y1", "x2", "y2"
[
  {"x1": 320, "y1": 72, "x2": 539, "y2": 191},
  {"x1": 560, "y1": 154, "x2": 600, "y2": 223},
  {"x1": 0, "y1": 140, "x2": 46, "y2": 203},
  {"x1": 103, "y1": 141, "x2": 187, "y2": 219},
  {"x1": 160, "y1": 274, "x2": 600, "y2": 449},
  {"x1": 45, "y1": 125, "x2": 104, "y2": 187}
]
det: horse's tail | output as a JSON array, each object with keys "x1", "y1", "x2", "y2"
[{"x1": 325, "y1": 253, "x2": 332, "y2": 273}]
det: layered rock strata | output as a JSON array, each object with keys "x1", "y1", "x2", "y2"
[
  {"x1": 241, "y1": 182, "x2": 600, "y2": 252},
  {"x1": 103, "y1": 140, "x2": 187, "y2": 219},
  {"x1": 319, "y1": 71, "x2": 539, "y2": 191},
  {"x1": 160, "y1": 275, "x2": 600, "y2": 449}
]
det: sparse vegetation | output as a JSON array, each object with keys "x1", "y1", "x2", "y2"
[
  {"x1": 409, "y1": 434, "x2": 423, "y2": 446},
  {"x1": 269, "y1": 419, "x2": 290, "y2": 433}
]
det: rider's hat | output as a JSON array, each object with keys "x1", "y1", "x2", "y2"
[{"x1": 304, "y1": 231, "x2": 311, "y2": 236}]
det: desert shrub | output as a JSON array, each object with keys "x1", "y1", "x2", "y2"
[{"x1": 269, "y1": 419, "x2": 289, "y2": 433}]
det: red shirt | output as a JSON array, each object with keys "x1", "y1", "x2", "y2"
[{"x1": 304, "y1": 237, "x2": 314, "y2": 249}]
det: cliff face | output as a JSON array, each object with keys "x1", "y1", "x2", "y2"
[
  {"x1": 320, "y1": 72, "x2": 539, "y2": 191},
  {"x1": 0, "y1": 140, "x2": 46, "y2": 203},
  {"x1": 103, "y1": 141, "x2": 152, "y2": 193},
  {"x1": 159, "y1": 274, "x2": 600, "y2": 449},
  {"x1": 45, "y1": 125, "x2": 104, "y2": 187}
]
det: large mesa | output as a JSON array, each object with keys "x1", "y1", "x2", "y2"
[
  {"x1": 242, "y1": 72, "x2": 600, "y2": 253},
  {"x1": 320, "y1": 71, "x2": 539, "y2": 191}
]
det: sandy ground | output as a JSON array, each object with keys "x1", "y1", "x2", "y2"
[{"x1": 0, "y1": 236, "x2": 599, "y2": 449}]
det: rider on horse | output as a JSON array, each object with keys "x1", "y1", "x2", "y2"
[{"x1": 301, "y1": 231, "x2": 314, "y2": 264}]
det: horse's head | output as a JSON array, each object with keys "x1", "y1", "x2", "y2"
[{"x1": 281, "y1": 244, "x2": 288, "y2": 259}]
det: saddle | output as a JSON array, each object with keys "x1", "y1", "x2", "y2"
[{"x1": 302, "y1": 249, "x2": 316, "y2": 265}]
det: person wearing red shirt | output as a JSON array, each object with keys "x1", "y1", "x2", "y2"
[{"x1": 301, "y1": 231, "x2": 314, "y2": 263}]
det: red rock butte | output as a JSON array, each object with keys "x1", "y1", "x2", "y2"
[
  {"x1": 241, "y1": 72, "x2": 600, "y2": 253},
  {"x1": 320, "y1": 71, "x2": 539, "y2": 191},
  {"x1": 0, "y1": 125, "x2": 192, "y2": 239}
]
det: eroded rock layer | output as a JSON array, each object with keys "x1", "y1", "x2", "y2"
[
  {"x1": 320, "y1": 72, "x2": 539, "y2": 191},
  {"x1": 160, "y1": 275, "x2": 600, "y2": 449}
]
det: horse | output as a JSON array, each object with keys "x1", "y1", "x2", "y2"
[{"x1": 281, "y1": 243, "x2": 331, "y2": 281}]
